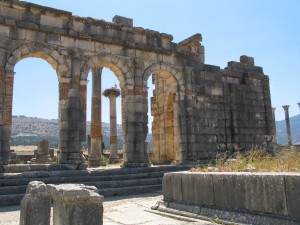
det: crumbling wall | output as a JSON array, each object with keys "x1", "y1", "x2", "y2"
[{"x1": 185, "y1": 56, "x2": 274, "y2": 161}]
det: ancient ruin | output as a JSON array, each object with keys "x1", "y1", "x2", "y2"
[{"x1": 0, "y1": 0, "x2": 275, "y2": 168}]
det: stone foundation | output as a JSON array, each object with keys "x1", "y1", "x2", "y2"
[{"x1": 162, "y1": 172, "x2": 300, "y2": 224}]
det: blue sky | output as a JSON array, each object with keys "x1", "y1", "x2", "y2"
[{"x1": 12, "y1": 0, "x2": 300, "y2": 126}]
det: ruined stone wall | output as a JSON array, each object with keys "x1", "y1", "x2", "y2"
[
  {"x1": 185, "y1": 56, "x2": 274, "y2": 161},
  {"x1": 0, "y1": 0, "x2": 274, "y2": 166}
]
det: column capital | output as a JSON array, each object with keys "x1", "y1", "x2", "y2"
[{"x1": 282, "y1": 105, "x2": 290, "y2": 111}]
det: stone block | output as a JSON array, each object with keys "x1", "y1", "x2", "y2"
[
  {"x1": 20, "y1": 181, "x2": 51, "y2": 225},
  {"x1": 8, "y1": 164, "x2": 31, "y2": 173},
  {"x1": 240, "y1": 55, "x2": 254, "y2": 65},
  {"x1": 245, "y1": 174, "x2": 287, "y2": 216},
  {"x1": 48, "y1": 184, "x2": 103, "y2": 225},
  {"x1": 284, "y1": 174, "x2": 300, "y2": 219},
  {"x1": 162, "y1": 172, "x2": 182, "y2": 202},
  {"x1": 213, "y1": 173, "x2": 246, "y2": 210},
  {"x1": 0, "y1": 48, "x2": 6, "y2": 67},
  {"x1": 113, "y1": 15, "x2": 133, "y2": 27},
  {"x1": 194, "y1": 173, "x2": 214, "y2": 206},
  {"x1": 41, "y1": 15, "x2": 63, "y2": 28},
  {"x1": 181, "y1": 172, "x2": 195, "y2": 203},
  {"x1": 0, "y1": 24, "x2": 10, "y2": 37}
]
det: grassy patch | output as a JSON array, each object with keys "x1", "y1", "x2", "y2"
[{"x1": 191, "y1": 146, "x2": 300, "y2": 173}]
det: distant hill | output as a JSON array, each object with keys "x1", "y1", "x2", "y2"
[
  {"x1": 12, "y1": 114, "x2": 299, "y2": 149},
  {"x1": 276, "y1": 114, "x2": 300, "y2": 145},
  {"x1": 11, "y1": 116, "x2": 152, "y2": 149}
]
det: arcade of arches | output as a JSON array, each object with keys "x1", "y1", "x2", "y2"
[{"x1": 0, "y1": 1, "x2": 275, "y2": 168}]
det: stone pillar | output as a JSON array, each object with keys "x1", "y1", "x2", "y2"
[
  {"x1": 58, "y1": 88, "x2": 86, "y2": 168},
  {"x1": 89, "y1": 67, "x2": 103, "y2": 167},
  {"x1": 272, "y1": 108, "x2": 277, "y2": 144},
  {"x1": 103, "y1": 87, "x2": 120, "y2": 163},
  {"x1": 20, "y1": 181, "x2": 51, "y2": 225},
  {"x1": 282, "y1": 105, "x2": 292, "y2": 145},
  {"x1": 298, "y1": 103, "x2": 300, "y2": 109},
  {"x1": 35, "y1": 139, "x2": 52, "y2": 163},
  {"x1": 122, "y1": 85, "x2": 150, "y2": 167},
  {"x1": 48, "y1": 184, "x2": 103, "y2": 225},
  {"x1": 0, "y1": 71, "x2": 14, "y2": 166}
]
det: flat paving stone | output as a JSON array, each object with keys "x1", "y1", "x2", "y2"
[{"x1": 0, "y1": 193, "x2": 215, "y2": 225}]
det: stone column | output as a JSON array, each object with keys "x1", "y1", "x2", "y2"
[
  {"x1": 89, "y1": 67, "x2": 103, "y2": 167},
  {"x1": 103, "y1": 87, "x2": 120, "y2": 163},
  {"x1": 298, "y1": 103, "x2": 300, "y2": 109},
  {"x1": 272, "y1": 107, "x2": 277, "y2": 144},
  {"x1": 0, "y1": 71, "x2": 14, "y2": 166},
  {"x1": 58, "y1": 87, "x2": 86, "y2": 168},
  {"x1": 282, "y1": 105, "x2": 292, "y2": 145},
  {"x1": 122, "y1": 86, "x2": 150, "y2": 167}
]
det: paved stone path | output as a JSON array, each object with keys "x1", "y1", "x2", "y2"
[{"x1": 0, "y1": 193, "x2": 215, "y2": 225}]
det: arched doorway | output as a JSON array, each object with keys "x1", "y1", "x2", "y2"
[
  {"x1": 1, "y1": 44, "x2": 69, "y2": 165},
  {"x1": 146, "y1": 67, "x2": 181, "y2": 164},
  {"x1": 80, "y1": 55, "x2": 129, "y2": 167},
  {"x1": 85, "y1": 67, "x2": 122, "y2": 166}
]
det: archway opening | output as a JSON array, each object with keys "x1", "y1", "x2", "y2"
[
  {"x1": 147, "y1": 70, "x2": 179, "y2": 164},
  {"x1": 85, "y1": 67, "x2": 122, "y2": 162},
  {"x1": 11, "y1": 57, "x2": 59, "y2": 159}
]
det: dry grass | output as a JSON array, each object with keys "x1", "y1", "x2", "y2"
[{"x1": 192, "y1": 146, "x2": 300, "y2": 173}]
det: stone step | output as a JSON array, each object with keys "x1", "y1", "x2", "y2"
[
  {"x1": 0, "y1": 165, "x2": 189, "y2": 206},
  {"x1": 83, "y1": 177, "x2": 163, "y2": 189},
  {"x1": 99, "y1": 184, "x2": 162, "y2": 197},
  {"x1": 0, "y1": 193, "x2": 24, "y2": 206},
  {"x1": 0, "y1": 171, "x2": 165, "y2": 187},
  {"x1": 0, "y1": 184, "x2": 163, "y2": 206},
  {"x1": 0, "y1": 177, "x2": 163, "y2": 195},
  {"x1": 0, "y1": 185, "x2": 27, "y2": 195}
]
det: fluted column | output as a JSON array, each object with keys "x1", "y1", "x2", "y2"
[
  {"x1": 272, "y1": 107, "x2": 277, "y2": 144},
  {"x1": 88, "y1": 67, "x2": 103, "y2": 167},
  {"x1": 103, "y1": 87, "x2": 120, "y2": 163},
  {"x1": 282, "y1": 105, "x2": 292, "y2": 145}
]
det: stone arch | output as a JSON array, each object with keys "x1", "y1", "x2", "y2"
[
  {"x1": 144, "y1": 63, "x2": 185, "y2": 164},
  {"x1": 5, "y1": 43, "x2": 70, "y2": 81},
  {"x1": 80, "y1": 54, "x2": 133, "y2": 88},
  {"x1": 143, "y1": 63, "x2": 185, "y2": 93}
]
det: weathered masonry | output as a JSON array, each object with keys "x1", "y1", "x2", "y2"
[{"x1": 0, "y1": 0, "x2": 275, "y2": 167}]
